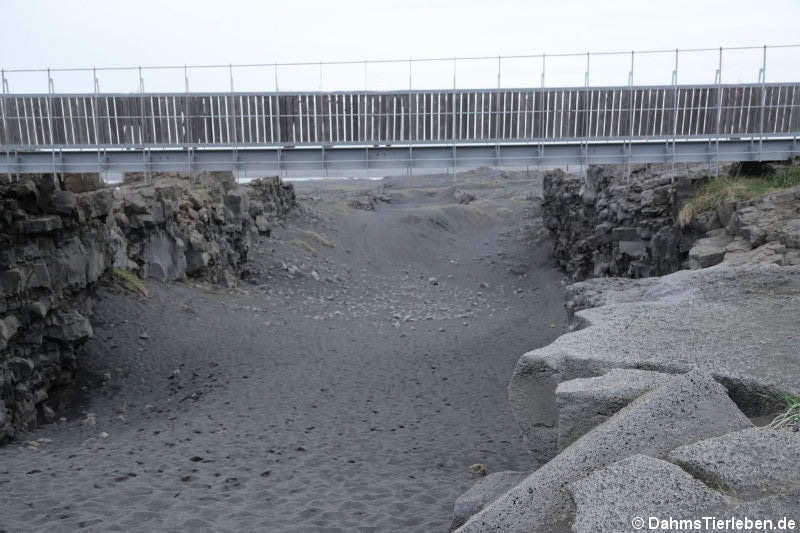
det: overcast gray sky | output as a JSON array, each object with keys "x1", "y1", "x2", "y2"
[{"x1": 2, "y1": 0, "x2": 799, "y2": 92}]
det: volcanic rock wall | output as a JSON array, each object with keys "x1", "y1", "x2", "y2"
[
  {"x1": 0, "y1": 173, "x2": 295, "y2": 441},
  {"x1": 542, "y1": 165, "x2": 707, "y2": 280}
]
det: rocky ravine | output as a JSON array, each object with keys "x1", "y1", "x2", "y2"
[
  {"x1": 453, "y1": 165, "x2": 800, "y2": 531},
  {"x1": 0, "y1": 173, "x2": 295, "y2": 442}
]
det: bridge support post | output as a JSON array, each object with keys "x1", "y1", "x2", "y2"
[
  {"x1": 714, "y1": 47, "x2": 723, "y2": 177},
  {"x1": 0, "y1": 68, "x2": 7, "y2": 150},
  {"x1": 143, "y1": 148, "x2": 151, "y2": 184},
  {"x1": 186, "y1": 147, "x2": 195, "y2": 182},
  {"x1": 46, "y1": 69, "x2": 55, "y2": 180},
  {"x1": 92, "y1": 67, "x2": 101, "y2": 179},
  {"x1": 3, "y1": 150, "x2": 15, "y2": 183},
  {"x1": 758, "y1": 45, "x2": 767, "y2": 161},
  {"x1": 626, "y1": 50, "x2": 635, "y2": 183},
  {"x1": 583, "y1": 51, "x2": 590, "y2": 181},
  {"x1": 670, "y1": 49, "x2": 679, "y2": 184}
]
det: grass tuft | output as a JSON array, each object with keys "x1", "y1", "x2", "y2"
[
  {"x1": 107, "y1": 268, "x2": 148, "y2": 296},
  {"x1": 299, "y1": 229, "x2": 334, "y2": 248},
  {"x1": 767, "y1": 392, "x2": 800, "y2": 429},
  {"x1": 289, "y1": 239, "x2": 317, "y2": 254},
  {"x1": 192, "y1": 187, "x2": 213, "y2": 203},
  {"x1": 678, "y1": 165, "x2": 800, "y2": 228}
]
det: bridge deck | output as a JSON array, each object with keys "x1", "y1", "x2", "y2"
[{"x1": 2, "y1": 83, "x2": 799, "y2": 149}]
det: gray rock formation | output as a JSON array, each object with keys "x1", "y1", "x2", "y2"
[
  {"x1": 509, "y1": 263, "x2": 800, "y2": 463},
  {"x1": 686, "y1": 184, "x2": 800, "y2": 270},
  {"x1": 668, "y1": 428, "x2": 800, "y2": 500},
  {"x1": 457, "y1": 372, "x2": 752, "y2": 532},
  {"x1": 569, "y1": 454, "x2": 729, "y2": 533},
  {"x1": 687, "y1": 228, "x2": 733, "y2": 268},
  {"x1": 570, "y1": 453, "x2": 800, "y2": 533},
  {"x1": 542, "y1": 165, "x2": 707, "y2": 280},
  {"x1": 0, "y1": 173, "x2": 296, "y2": 442},
  {"x1": 555, "y1": 368, "x2": 672, "y2": 451},
  {"x1": 450, "y1": 471, "x2": 526, "y2": 530}
]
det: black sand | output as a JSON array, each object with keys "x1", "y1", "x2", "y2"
[{"x1": 0, "y1": 171, "x2": 567, "y2": 532}]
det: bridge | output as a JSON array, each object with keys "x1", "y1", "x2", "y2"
[{"x1": 2, "y1": 46, "x2": 799, "y2": 177}]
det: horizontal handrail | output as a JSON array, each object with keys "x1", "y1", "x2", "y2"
[{"x1": 3, "y1": 44, "x2": 799, "y2": 74}]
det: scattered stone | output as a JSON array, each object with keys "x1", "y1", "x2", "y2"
[
  {"x1": 468, "y1": 464, "x2": 487, "y2": 477},
  {"x1": 454, "y1": 190, "x2": 476, "y2": 204}
]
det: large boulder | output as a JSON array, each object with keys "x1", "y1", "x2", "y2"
[
  {"x1": 458, "y1": 372, "x2": 752, "y2": 532},
  {"x1": 555, "y1": 368, "x2": 672, "y2": 451},
  {"x1": 142, "y1": 232, "x2": 187, "y2": 281},
  {"x1": 570, "y1": 453, "x2": 800, "y2": 533},
  {"x1": 687, "y1": 228, "x2": 732, "y2": 269},
  {"x1": 569, "y1": 454, "x2": 729, "y2": 533},
  {"x1": 668, "y1": 428, "x2": 800, "y2": 500},
  {"x1": 224, "y1": 190, "x2": 249, "y2": 225},
  {"x1": 45, "y1": 310, "x2": 93, "y2": 342}
]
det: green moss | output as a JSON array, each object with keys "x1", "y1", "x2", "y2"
[
  {"x1": 192, "y1": 187, "x2": 213, "y2": 203},
  {"x1": 298, "y1": 229, "x2": 334, "y2": 248},
  {"x1": 289, "y1": 239, "x2": 317, "y2": 254},
  {"x1": 107, "y1": 268, "x2": 148, "y2": 296}
]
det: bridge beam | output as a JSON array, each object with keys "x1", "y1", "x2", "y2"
[{"x1": 0, "y1": 139, "x2": 796, "y2": 178}]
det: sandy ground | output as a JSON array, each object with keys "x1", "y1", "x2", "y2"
[{"x1": 0, "y1": 170, "x2": 567, "y2": 532}]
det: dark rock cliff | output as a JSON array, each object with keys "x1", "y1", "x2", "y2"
[
  {"x1": 541, "y1": 165, "x2": 707, "y2": 280},
  {"x1": 0, "y1": 173, "x2": 295, "y2": 441}
]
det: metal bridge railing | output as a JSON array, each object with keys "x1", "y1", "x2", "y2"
[{"x1": 1, "y1": 84, "x2": 799, "y2": 149}]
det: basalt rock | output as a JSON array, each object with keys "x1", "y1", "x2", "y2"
[
  {"x1": 542, "y1": 164, "x2": 708, "y2": 280},
  {"x1": 0, "y1": 172, "x2": 295, "y2": 442}
]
